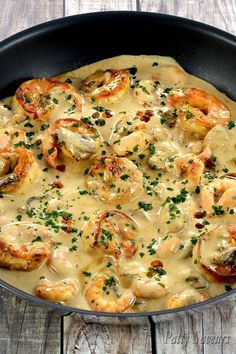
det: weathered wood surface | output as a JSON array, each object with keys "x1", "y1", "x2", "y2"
[
  {"x1": 0, "y1": 1, "x2": 236, "y2": 354},
  {"x1": 0, "y1": 0, "x2": 63, "y2": 41},
  {"x1": 140, "y1": 0, "x2": 236, "y2": 35},
  {"x1": 0, "y1": 288, "x2": 61, "y2": 354}
]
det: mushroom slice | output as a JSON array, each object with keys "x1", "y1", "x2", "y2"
[{"x1": 193, "y1": 225, "x2": 236, "y2": 281}]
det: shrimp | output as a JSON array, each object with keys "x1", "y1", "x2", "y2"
[
  {"x1": 0, "y1": 223, "x2": 54, "y2": 271},
  {"x1": 42, "y1": 118, "x2": 101, "y2": 168},
  {"x1": 0, "y1": 148, "x2": 36, "y2": 193},
  {"x1": 49, "y1": 246, "x2": 74, "y2": 276},
  {"x1": 85, "y1": 274, "x2": 135, "y2": 313},
  {"x1": 82, "y1": 210, "x2": 138, "y2": 259},
  {"x1": 169, "y1": 88, "x2": 230, "y2": 137},
  {"x1": 175, "y1": 153, "x2": 205, "y2": 189},
  {"x1": 134, "y1": 80, "x2": 160, "y2": 106},
  {"x1": 13, "y1": 78, "x2": 82, "y2": 121},
  {"x1": 110, "y1": 111, "x2": 153, "y2": 156},
  {"x1": 201, "y1": 178, "x2": 236, "y2": 214},
  {"x1": 80, "y1": 69, "x2": 130, "y2": 104},
  {"x1": 166, "y1": 289, "x2": 208, "y2": 309},
  {"x1": 193, "y1": 225, "x2": 236, "y2": 280},
  {"x1": 0, "y1": 128, "x2": 26, "y2": 150},
  {"x1": 148, "y1": 141, "x2": 181, "y2": 171},
  {"x1": 35, "y1": 279, "x2": 78, "y2": 302},
  {"x1": 86, "y1": 156, "x2": 143, "y2": 203},
  {"x1": 158, "y1": 205, "x2": 187, "y2": 236},
  {"x1": 156, "y1": 235, "x2": 182, "y2": 258},
  {"x1": 131, "y1": 276, "x2": 167, "y2": 299}
]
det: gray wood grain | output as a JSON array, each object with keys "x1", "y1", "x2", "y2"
[
  {"x1": 65, "y1": 0, "x2": 137, "y2": 15},
  {"x1": 140, "y1": 0, "x2": 236, "y2": 35},
  {"x1": 0, "y1": 0, "x2": 63, "y2": 41},
  {"x1": 153, "y1": 297, "x2": 236, "y2": 354},
  {"x1": 64, "y1": 315, "x2": 152, "y2": 354},
  {"x1": 0, "y1": 287, "x2": 61, "y2": 354}
]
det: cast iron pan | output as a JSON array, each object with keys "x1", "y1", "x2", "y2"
[{"x1": 0, "y1": 11, "x2": 236, "y2": 319}]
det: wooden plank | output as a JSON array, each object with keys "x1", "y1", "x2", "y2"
[
  {"x1": 64, "y1": 315, "x2": 152, "y2": 354},
  {"x1": 0, "y1": 0, "x2": 64, "y2": 41},
  {"x1": 152, "y1": 298, "x2": 236, "y2": 354},
  {"x1": 139, "y1": 0, "x2": 236, "y2": 35},
  {"x1": 65, "y1": 0, "x2": 137, "y2": 15},
  {"x1": 0, "y1": 287, "x2": 61, "y2": 354}
]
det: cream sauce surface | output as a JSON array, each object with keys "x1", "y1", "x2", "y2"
[{"x1": 0, "y1": 55, "x2": 236, "y2": 313}]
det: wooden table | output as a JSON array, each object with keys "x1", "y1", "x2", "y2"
[{"x1": 0, "y1": 1, "x2": 236, "y2": 353}]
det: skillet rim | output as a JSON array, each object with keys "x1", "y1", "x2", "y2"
[{"x1": 0, "y1": 11, "x2": 236, "y2": 317}]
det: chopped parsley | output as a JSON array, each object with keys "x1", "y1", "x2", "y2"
[
  {"x1": 190, "y1": 236, "x2": 198, "y2": 245},
  {"x1": 128, "y1": 66, "x2": 137, "y2": 75},
  {"x1": 120, "y1": 174, "x2": 129, "y2": 180},
  {"x1": 83, "y1": 271, "x2": 92, "y2": 277},
  {"x1": 225, "y1": 285, "x2": 232, "y2": 291},
  {"x1": 149, "y1": 144, "x2": 156, "y2": 156},
  {"x1": 212, "y1": 205, "x2": 225, "y2": 215},
  {"x1": 32, "y1": 236, "x2": 43, "y2": 243},
  {"x1": 228, "y1": 121, "x2": 236, "y2": 130},
  {"x1": 147, "y1": 239, "x2": 157, "y2": 255},
  {"x1": 138, "y1": 201, "x2": 153, "y2": 211}
]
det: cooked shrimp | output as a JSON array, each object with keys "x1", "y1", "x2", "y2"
[
  {"x1": 49, "y1": 246, "x2": 74, "y2": 276},
  {"x1": 131, "y1": 276, "x2": 167, "y2": 298},
  {"x1": 0, "y1": 128, "x2": 26, "y2": 150},
  {"x1": 82, "y1": 210, "x2": 138, "y2": 259},
  {"x1": 110, "y1": 111, "x2": 153, "y2": 156},
  {"x1": 175, "y1": 153, "x2": 204, "y2": 189},
  {"x1": 134, "y1": 80, "x2": 160, "y2": 106},
  {"x1": 148, "y1": 141, "x2": 181, "y2": 171},
  {"x1": 193, "y1": 225, "x2": 236, "y2": 280},
  {"x1": 13, "y1": 78, "x2": 82, "y2": 121},
  {"x1": 0, "y1": 148, "x2": 36, "y2": 193},
  {"x1": 166, "y1": 289, "x2": 208, "y2": 309},
  {"x1": 158, "y1": 205, "x2": 187, "y2": 235},
  {"x1": 43, "y1": 118, "x2": 101, "y2": 168},
  {"x1": 80, "y1": 69, "x2": 130, "y2": 104},
  {"x1": 156, "y1": 235, "x2": 182, "y2": 258},
  {"x1": 0, "y1": 223, "x2": 54, "y2": 271},
  {"x1": 201, "y1": 178, "x2": 236, "y2": 213},
  {"x1": 86, "y1": 156, "x2": 143, "y2": 203},
  {"x1": 35, "y1": 279, "x2": 78, "y2": 302},
  {"x1": 85, "y1": 274, "x2": 135, "y2": 313},
  {"x1": 170, "y1": 88, "x2": 230, "y2": 137}
]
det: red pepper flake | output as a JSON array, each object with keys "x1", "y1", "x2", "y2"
[
  {"x1": 51, "y1": 181, "x2": 64, "y2": 189},
  {"x1": 56, "y1": 164, "x2": 66, "y2": 172},
  {"x1": 195, "y1": 222, "x2": 204, "y2": 229},
  {"x1": 150, "y1": 259, "x2": 163, "y2": 268},
  {"x1": 194, "y1": 211, "x2": 206, "y2": 219}
]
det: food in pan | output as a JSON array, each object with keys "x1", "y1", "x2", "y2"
[{"x1": 0, "y1": 55, "x2": 235, "y2": 313}]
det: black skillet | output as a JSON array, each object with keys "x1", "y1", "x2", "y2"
[{"x1": 0, "y1": 11, "x2": 235, "y2": 323}]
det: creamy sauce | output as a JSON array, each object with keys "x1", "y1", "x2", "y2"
[{"x1": 0, "y1": 55, "x2": 236, "y2": 313}]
